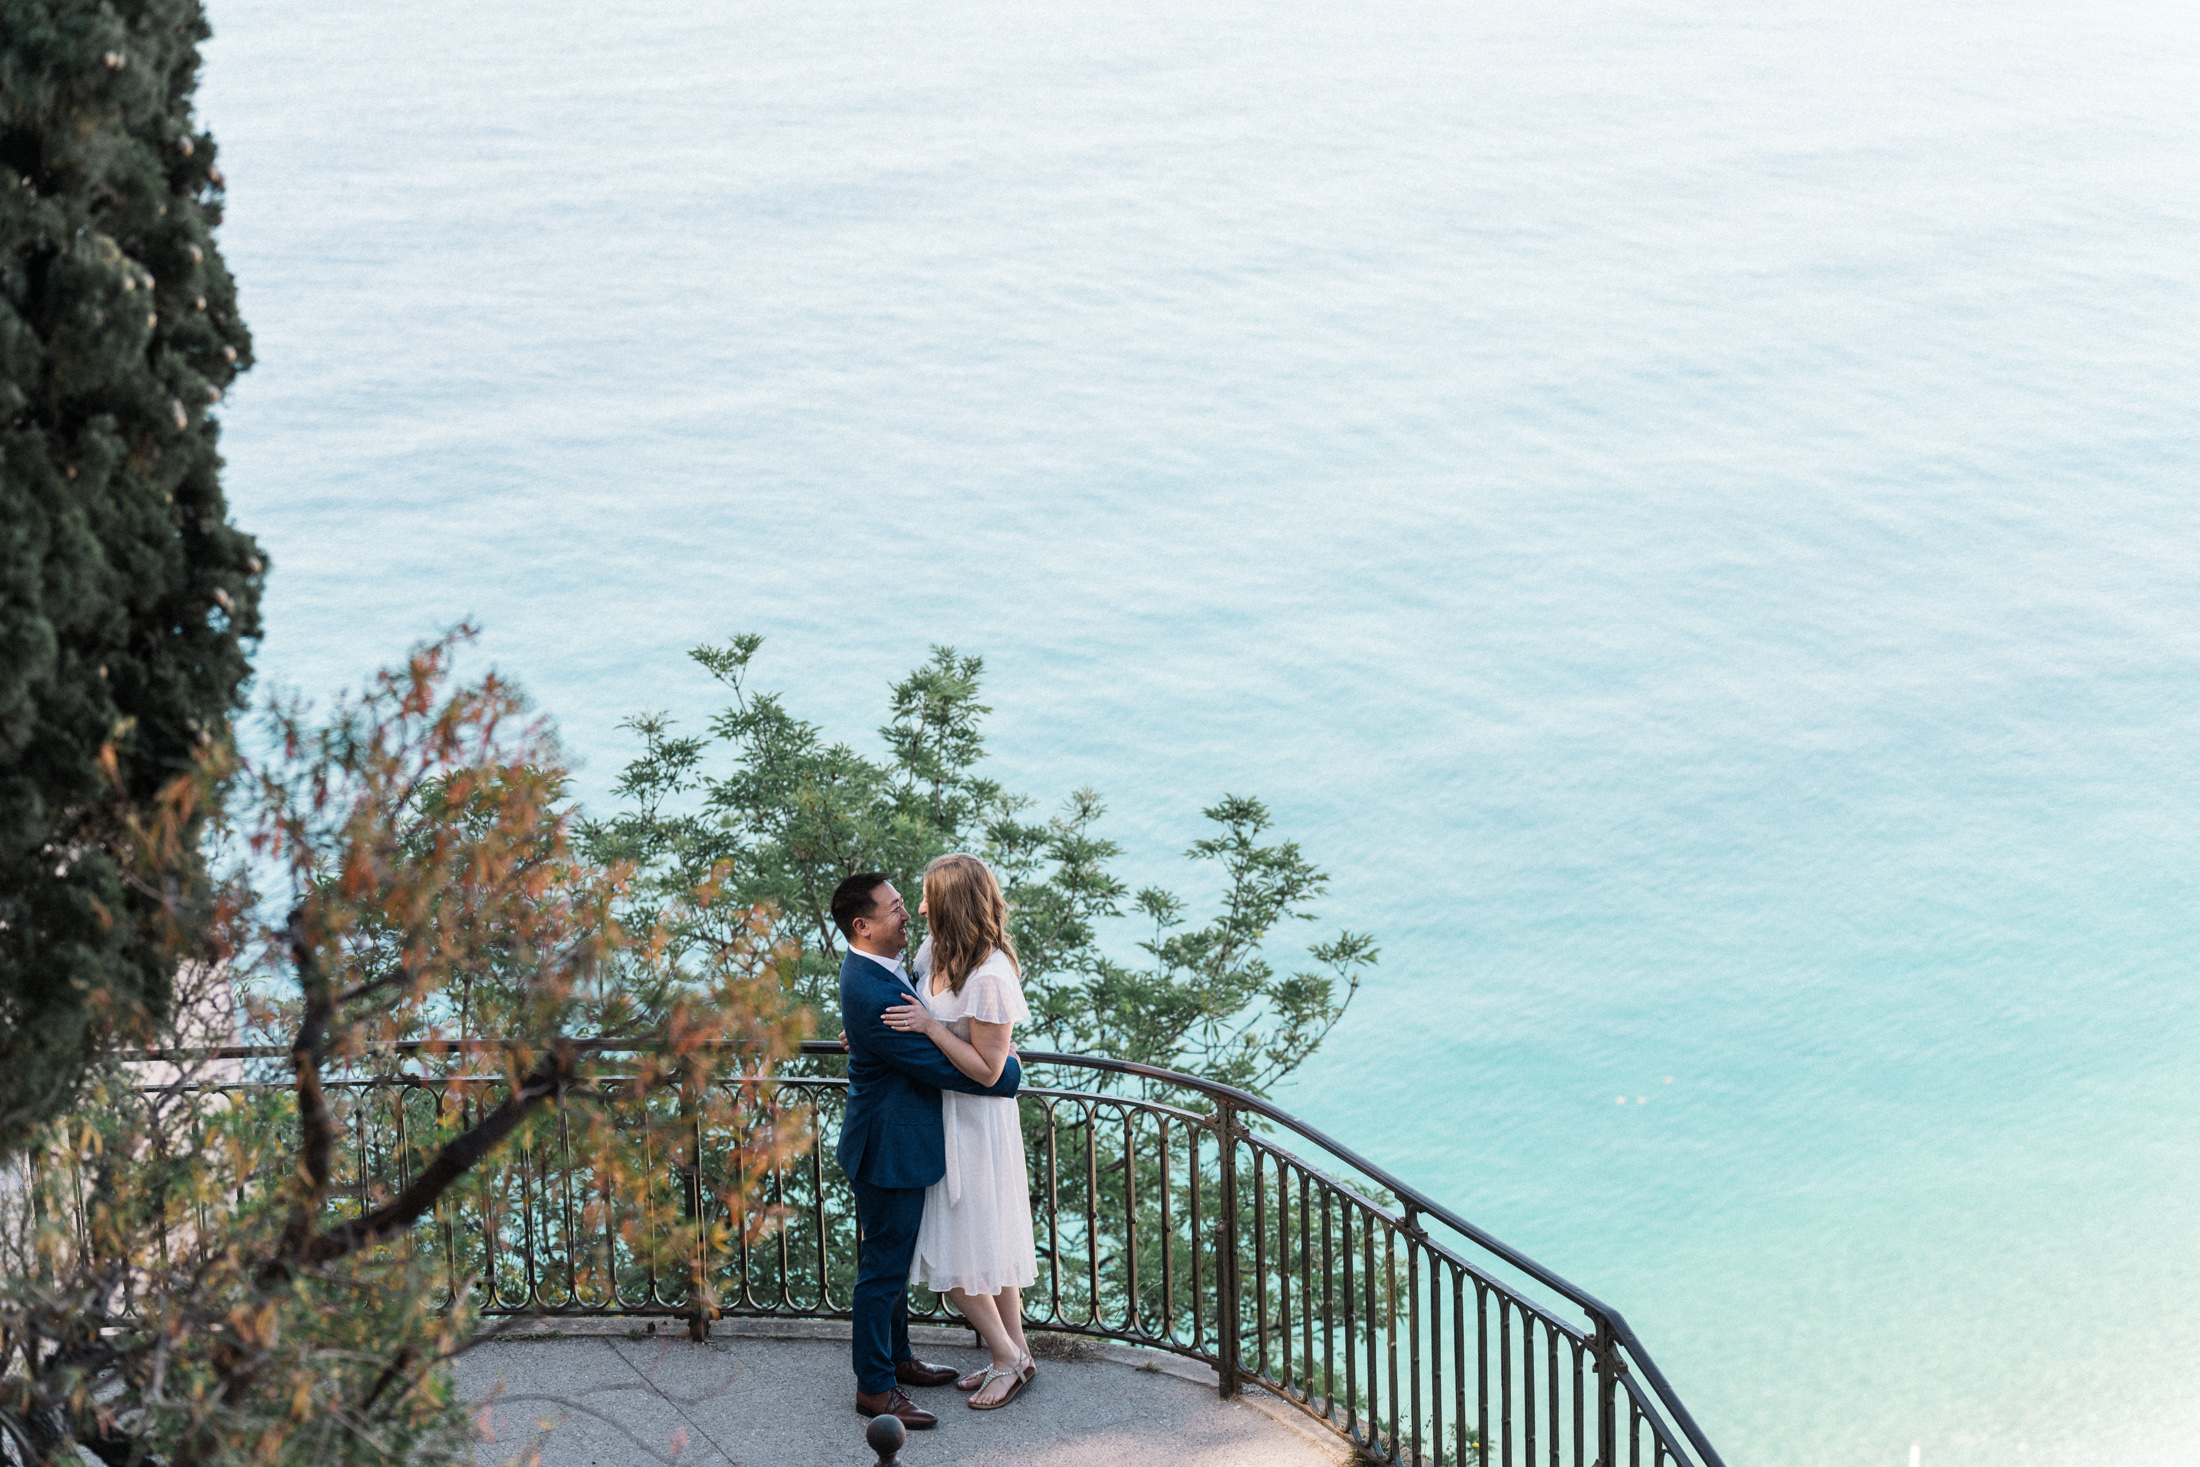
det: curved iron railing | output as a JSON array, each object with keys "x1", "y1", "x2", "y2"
[{"x1": 110, "y1": 1041, "x2": 1724, "y2": 1467}]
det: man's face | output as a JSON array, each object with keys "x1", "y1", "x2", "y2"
[{"x1": 853, "y1": 881, "x2": 910, "y2": 958}]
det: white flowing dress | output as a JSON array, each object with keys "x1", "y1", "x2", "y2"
[{"x1": 907, "y1": 941, "x2": 1039, "y2": 1296}]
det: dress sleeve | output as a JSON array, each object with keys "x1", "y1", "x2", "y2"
[{"x1": 961, "y1": 955, "x2": 1031, "y2": 1026}]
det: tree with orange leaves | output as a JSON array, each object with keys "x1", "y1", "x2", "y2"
[{"x1": 1, "y1": 631, "x2": 809, "y2": 1467}]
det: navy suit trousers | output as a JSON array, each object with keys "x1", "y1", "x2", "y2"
[{"x1": 849, "y1": 1174, "x2": 928, "y2": 1394}]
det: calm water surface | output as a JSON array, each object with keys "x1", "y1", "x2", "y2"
[{"x1": 200, "y1": 1, "x2": 2200, "y2": 1461}]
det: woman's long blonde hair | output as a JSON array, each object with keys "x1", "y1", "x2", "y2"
[{"x1": 923, "y1": 853, "x2": 1020, "y2": 995}]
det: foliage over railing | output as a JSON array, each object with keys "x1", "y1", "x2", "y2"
[{"x1": 61, "y1": 1040, "x2": 1725, "y2": 1467}]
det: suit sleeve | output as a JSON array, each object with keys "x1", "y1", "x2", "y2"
[{"x1": 846, "y1": 991, "x2": 1022, "y2": 1097}]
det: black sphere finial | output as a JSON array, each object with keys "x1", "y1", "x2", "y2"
[{"x1": 866, "y1": 1411, "x2": 906, "y2": 1466}]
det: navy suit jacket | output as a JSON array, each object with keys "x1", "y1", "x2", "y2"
[{"x1": 836, "y1": 949, "x2": 1021, "y2": 1189}]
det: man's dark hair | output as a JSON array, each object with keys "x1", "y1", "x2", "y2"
[{"x1": 831, "y1": 872, "x2": 893, "y2": 940}]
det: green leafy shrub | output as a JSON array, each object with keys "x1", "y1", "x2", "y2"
[{"x1": 586, "y1": 636, "x2": 1378, "y2": 1095}]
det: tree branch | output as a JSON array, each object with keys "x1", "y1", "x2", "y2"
[
  {"x1": 280, "y1": 906, "x2": 336, "y2": 1261},
  {"x1": 334, "y1": 962, "x2": 415, "y2": 1008},
  {"x1": 357, "y1": 1345, "x2": 415, "y2": 1412},
  {"x1": 299, "y1": 1042, "x2": 573, "y2": 1265},
  {"x1": 0, "y1": 1405, "x2": 51, "y2": 1467}
]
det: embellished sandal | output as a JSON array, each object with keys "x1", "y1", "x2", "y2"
[
  {"x1": 959, "y1": 1349, "x2": 1037, "y2": 1391},
  {"x1": 967, "y1": 1362, "x2": 1028, "y2": 1411}
]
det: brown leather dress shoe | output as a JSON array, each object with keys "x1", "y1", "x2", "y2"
[
  {"x1": 856, "y1": 1388, "x2": 937, "y2": 1429},
  {"x1": 895, "y1": 1357, "x2": 960, "y2": 1388}
]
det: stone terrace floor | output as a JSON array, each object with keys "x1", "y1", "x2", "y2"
[{"x1": 457, "y1": 1319, "x2": 1355, "y2": 1467}]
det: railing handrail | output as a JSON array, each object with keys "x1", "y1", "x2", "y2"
[
  {"x1": 126, "y1": 1035, "x2": 1724, "y2": 1467},
  {"x1": 1005, "y1": 1047, "x2": 1724, "y2": 1467}
]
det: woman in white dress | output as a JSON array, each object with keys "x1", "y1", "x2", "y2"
[{"x1": 881, "y1": 853, "x2": 1040, "y2": 1411}]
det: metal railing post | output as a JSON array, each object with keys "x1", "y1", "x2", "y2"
[
  {"x1": 1216, "y1": 1099, "x2": 1241, "y2": 1398},
  {"x1": 1593, "y1": 1312, "x2": 1618, "y2": 1467},
  {"x1": 679, "y1": 1083, "x2": 709, "y2": 1341}
]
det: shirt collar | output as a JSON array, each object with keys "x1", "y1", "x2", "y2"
[{"x1": 850, "y1": 946, "x2": 910, "y2": 983}]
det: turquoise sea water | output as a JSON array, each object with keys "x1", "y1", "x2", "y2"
[{"x1": 198, "y1": 1, "x2": 2200, "y2": 1462}]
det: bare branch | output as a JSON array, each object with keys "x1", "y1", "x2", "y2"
[
  {"x1": 333, "y1": 963, "x2": 415, "y2": 1009},
  {"x1": 300, "y1": 1043, "x2": 573, "y2": 1266},
  {"x1": 0, "y1": 1406, "x2": 50, "y2": 1467},
  {"x1": 281, "y1": 906, "x2": 337, "y2": 1261},
  {"x1": 357, "y1": 1347, "x2": 416, "y2": 1413}
]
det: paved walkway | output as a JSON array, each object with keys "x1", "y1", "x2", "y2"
[{"x1": 457, "y1": 1321, "x2": 1353, "y2": 1467}]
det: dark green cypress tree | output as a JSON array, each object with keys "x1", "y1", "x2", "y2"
[{"x1": 0, "y1": 0, "x2": 260, "y2": 1150}]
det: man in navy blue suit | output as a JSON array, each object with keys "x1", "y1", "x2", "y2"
[{"x1": 831, "y1": 871, "x2": 1022, "y2": 1429}]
